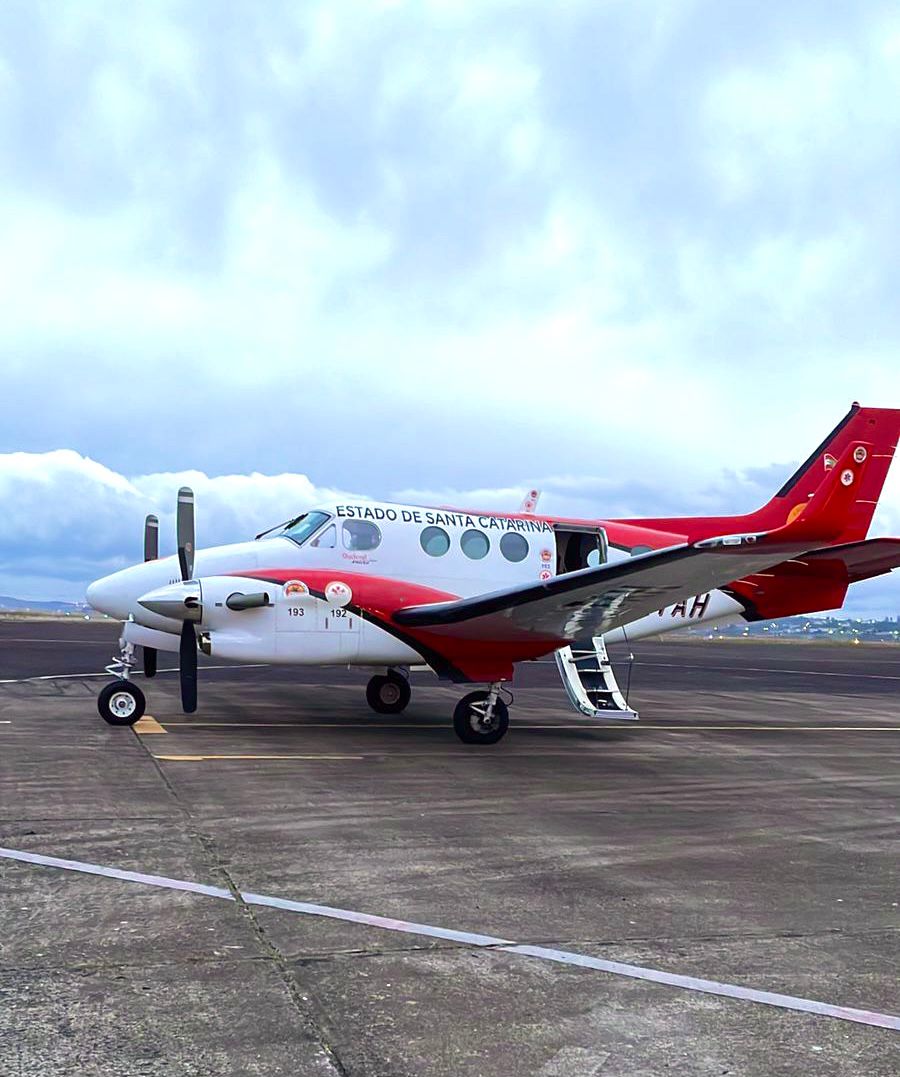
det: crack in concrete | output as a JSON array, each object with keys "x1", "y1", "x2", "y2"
[{"x1": 134, "y1": 731, "x2": 351, "y2": 1077}]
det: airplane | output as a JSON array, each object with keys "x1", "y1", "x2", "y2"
[{"x1": 86, "y1": 403, "x2": 900, "y2": 744}]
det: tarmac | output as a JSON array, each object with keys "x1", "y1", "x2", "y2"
[{"x1": 1, "y1": 618, "x2": 898, "y2": 1076}]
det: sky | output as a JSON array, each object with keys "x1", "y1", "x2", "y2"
[{"x1": 1, "y1": 0, "x2": 899, "y2": 614}]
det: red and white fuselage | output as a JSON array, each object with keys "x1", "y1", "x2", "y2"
[{"x1": 86, "y1": 404, "x2": 900, "y2": 706}]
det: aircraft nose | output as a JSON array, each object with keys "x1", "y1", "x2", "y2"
[{"x1": 86, "y1": 571, "x2": 128, "y2": 617}]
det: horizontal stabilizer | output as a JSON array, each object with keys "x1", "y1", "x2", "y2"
[
  {"x1": 799, "y1": 537, "x2": 900, "y2": 583},
  {"x1": 725, "y1": 536, "x2": 900, "y2": 621}
]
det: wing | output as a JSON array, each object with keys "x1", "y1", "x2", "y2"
[
  {"x1": 394, "y1": 533, "x2": 822, "y2": 641},
  {"x1": 395, "y1": 433, "x2": 877, "y2": 643}
]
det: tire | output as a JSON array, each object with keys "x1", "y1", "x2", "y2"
[
  {"x1": 98, "y1": 680, "x2": 146, "y2": 726},
  {"x1": 453, "y1": 691, "x2": 509, "y2": 745},
  {"x1": 366, "y1": 673, "x2": 411, "y2": 715}
]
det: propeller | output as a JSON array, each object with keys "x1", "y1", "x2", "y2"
[
  {"x1": 176, "y1": 487, "x2": 198, "y2": 713},
  {"x1": 179, "y1": 620, "x2": 198, "y2": 713},
  {"x1": 139, "y1": 486, "x2": 268, "y2": 714},
  {"x1": 143, "y1": 514, "x2": 159, "y2": 678}
]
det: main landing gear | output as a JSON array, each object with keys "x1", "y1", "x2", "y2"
[
  {"x1": 97, "y1": 640, "x2": 145, "y2": 727},
  {"x1": 453, "y1": 684, "x2": 509, "y2": 745},
  {"x1": 365, "y1": 672, "x2": 511, "y2": 744},
  {"x1": 366, "y1": 669, "x2": 411, "y2": 714}
]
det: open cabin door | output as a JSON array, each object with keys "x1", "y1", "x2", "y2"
[
  {"x1": 552, "y1": 523, "x2": 608, "y2": 575},
  {"x1": 550, "y1": 523, "x2": 638, "y2": 722}
]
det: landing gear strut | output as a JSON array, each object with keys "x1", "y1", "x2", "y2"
[
  {"x1": 453, "y1": 684, "x2": 509, "y2": 745},
  {"x1": 98, "y1": 636, "x2": 145, "y2": 726},
  {"x1": 366, "y1": 669, "x2": 411, "y2": 714}
]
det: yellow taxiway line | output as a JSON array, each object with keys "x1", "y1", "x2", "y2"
[
  {"x1": 153, "y1": 753, "x2": 366, "y2": 762},
  {"x1": 152, "y1": 722, "x2": 900, "y2": 733}
]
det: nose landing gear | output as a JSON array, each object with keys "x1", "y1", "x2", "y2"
[
  {"x1": 366, "y1": 669, "x2": 412, "y2": 714},
  {"x1": 453, "y1": 684, "x2": 509, "y2": 745},
  {"x1": 97, "y1": 639, "x2": 145, "y2": 726}
]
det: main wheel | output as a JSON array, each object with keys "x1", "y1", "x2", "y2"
[
  {"x1": 97, "y1": 680, "x2": 146, "y2": 726},
  {"x1": 366, "y1": 673, "x2": 411, "y2": 715},
  {"x1": 453, "y1": 691, "x2": 509, "y2": 745}
]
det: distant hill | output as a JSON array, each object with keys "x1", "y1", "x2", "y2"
[{"x1": 0, "y1": 595, "x2": 85, "y2": 614}]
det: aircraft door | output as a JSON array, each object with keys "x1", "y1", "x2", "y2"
[{"x1": 552, "y1": 525, "x2": 608, "y2": 575}]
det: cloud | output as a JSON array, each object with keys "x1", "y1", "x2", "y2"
[
  {"x1": 0, "y1": 449, "x2": 358, "y2": 599},
  {"x1": 1, "y1": 2, "x2": 900, "y2": 610}
]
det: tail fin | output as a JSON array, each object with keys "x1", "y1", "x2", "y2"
[
  {"x1": 622, "y1": 404, "x2": 900, "y2": 546},
  {"x1": 726, "y1": 415, "x2": 900, "y2": 620},
  {"x1": 748, "y1": 403, "x2": 900, "y2": 542}
]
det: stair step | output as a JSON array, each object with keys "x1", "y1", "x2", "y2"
[{"x1": 554, "y1": 637, "x2": 638, "y2": 722}]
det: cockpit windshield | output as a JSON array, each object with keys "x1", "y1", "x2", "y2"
[{"x1": 282, "y1": 511, "x2": 332, "y2": 547}]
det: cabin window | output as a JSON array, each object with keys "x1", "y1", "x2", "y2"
[
  {"x1": 500, "y1": 532, "x2": 529, "y2": 562},
  {"x1": 311, "y1": 523, "x2": 336, "y2": 548},
  {"x1": 420, "y1": 526, "x2": 450, "y2": 557},
  {"x1": 460, "y1": 529, "x2": 489, "y2": 560},
  {"x1": 342, "y1": 519, "x2": 382, "y2": 551}
]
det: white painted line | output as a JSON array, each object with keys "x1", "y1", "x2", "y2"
[
  {"x1": 502, "y1": 944, "x2": 900, "y2": 1029},
  {"x1": 0, "y1": 847, "x2": 233, "y2": 900},
  {"x1": 0, "y1": 664, "x2": 269, "y2": 685},
  {"x1": 241, "y1": 888, "x2": 514, "y2": 947},
  {"x1": 1, "y1": 846, "x2": 897, "y2": 1032}
]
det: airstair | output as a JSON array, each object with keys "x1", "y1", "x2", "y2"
[{"x1": 554, "y1": 635, "x2": 638, "y2": 721}]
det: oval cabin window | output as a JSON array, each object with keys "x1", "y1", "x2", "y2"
[
  {"x1": 420, "y1": 526, "x2": 451, "y2": 556},
  {"x1": 460, "y1": 529, "x2": 490, "y2": 560},
  {"x1": 500, "y1": 532, "x2": 529, "y2": 562}
]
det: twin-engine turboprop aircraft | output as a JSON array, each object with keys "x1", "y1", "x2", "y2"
[{"x1": 87, "y1": 404, "x2": 900, "y2": 744}]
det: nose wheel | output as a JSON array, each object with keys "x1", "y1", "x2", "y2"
[
  {"x1": 97, "y1": 680, "x2": 146, "y2": 726},
  {"x1": 453, "y1": 686, "x2": 509, "y2": 744},
  {"x1": 366, "y1": 671, "x2": 411, "y2": 714}
]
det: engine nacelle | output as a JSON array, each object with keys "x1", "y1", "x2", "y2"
[
  {"x1": 195, "y1": 575, "x2": 275, "y2": 630},
  {"x1": 136, "y1": 573, "x2": 421, "y2": 667}
]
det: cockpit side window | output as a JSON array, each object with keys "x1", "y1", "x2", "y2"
[
  {"x1": 342, "y1": 519, "x2": 381, "y2": 551},
  {"x1": 283, "y1": 511, "x2": 332, "y2": 547},
  {"x1": 311, "y1": 523, "x2": 336, "y2": 548}
]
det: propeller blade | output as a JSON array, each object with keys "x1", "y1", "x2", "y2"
[
  {"x1": 144, "y1": 514, "x2": 159, "y2": 561},
  {"x1": 179, "y1": 621, "x2": 198, "y2": 714},
  {"x1": 143, "y1": 514, "x2": 160, "y2": 678},
  {"x1": 176, "y1": 487, "x2": 195, "y2": 582}
]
